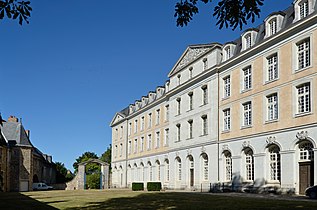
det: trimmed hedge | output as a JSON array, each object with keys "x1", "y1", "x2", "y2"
[
  {"x1": 132, "y1": 182, "x2": 144, "y2": 191},
  {"x1": 147, "y1": 182, "x2": 162, "y2": 191}
]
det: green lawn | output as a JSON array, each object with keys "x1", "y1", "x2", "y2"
[{"x1": 0, "y1": 190, "x2": 317, "y2": 210}]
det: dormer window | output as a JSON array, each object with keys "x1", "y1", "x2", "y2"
[
  {"x1": 222, "y1": 43, "x2": 236, "y2": 62},
  {"x1": 241, "y1": 30, "x2": 258, "y2": 51},
  {"x1": 189, "y1": 66, "x2": 193, "y2": 79},
  {"x1": 294, "y1": 0, "x2": 315, "y2": 22},
  {"x1": 269, "y1": 18, "x2": 277, "y2": 35},
  {"x1": 245, "y1": 34, "x2": 252, "y2": 49},
  {"x1": 300, "y1": 0, "x2": 309, "y2": 19},
  {"x1": 265, "y1": 12, "x2": 285, "y2": 38}
]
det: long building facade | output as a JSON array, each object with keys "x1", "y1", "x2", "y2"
[{"x1": 110, "y1": 0, "x2": 317, "y2": 194}]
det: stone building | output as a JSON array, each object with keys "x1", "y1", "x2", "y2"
[
  {"x1": 110, "y1": 0, "x2": 317, "y2": 195},
  {"x1": 0, "y1": 116, "x2": 56, "y2": 192}
]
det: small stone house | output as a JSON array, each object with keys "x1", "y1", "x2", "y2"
[{"x1": 0, "y1": 116, "x2": 56, "y2": 192}]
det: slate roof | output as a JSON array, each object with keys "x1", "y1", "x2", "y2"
[{"x1": 2, "y1": 121, "x2": 33, "y2": 146}]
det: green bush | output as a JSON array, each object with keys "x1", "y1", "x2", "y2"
[
  {"x1": 132, "y1": 182, "x2": 144, "y2": 191},
  {"x1": 147, "y1": 182, "x2": 162, "y2": 191}
]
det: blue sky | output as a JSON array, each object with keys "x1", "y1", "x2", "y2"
[{"x1": 0, "y1": 0, "x2": 293, "y2": 171}]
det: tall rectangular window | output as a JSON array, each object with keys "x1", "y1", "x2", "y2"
[
  {"x1": 134, "y1": 139, "x2": 138, "y2": 154},
  {"x1": 141, "y1": 137, "x2": 144, "y2": 152},
  {"x1": 223, "y1": 76, "x2": 231, "y2": 98},
  {"x1": 189, "y1": 67, "x2": 193, "y2": 79},
  {"x1": 176, "y1": 98, "x2": 181, "y2": 115},
  {"x1": 297, "y1": 83, "x2": 311, "y2": 113},
  {"x1": 148, "y1": 113, "x2": 152, "y2": 128},
  {"x1": 243, "y1": 102, "x2": 252, "y2": 126},
  {"x1": 115, "y1": 145, "x2": 118, "y2": 158},
  {"x1": 246, "y1": 152, "x2": 254, "y2": 181},
  {"x1": 120, "y1": 126, "x2": 123, "y2": 139},
  {"x1": 267, "y1": 54, "x2": 278, "y2": 81},
  {"x1": 225, "y1": 153, "x2": 232, "y2": 181},
  {"x1": 120, "y1": 143, "x2": 123, "y2": 156},
  {"x1": 223, "y1": 108, "x2": 231, "y2": 131},
  {"x1": 203, "y1": 58, "x2": 208, "y2": 70},
  {"x1": 177, "y1": 74, "x2": 181, "y2": 85},
  {"x1": 147, "y1": 134, "x2": 152, "y2": 150},
  {"x1": 134, "y1": 119, "x2": 138, "y2": 133},
  {"x1": 203, "y1": 158, "x2": 208, "y2": 180},
  {"x1": 164, "y1": 128, "x2": 169, "y2": 146},
  {"x1": 202, "y1": 85, "x2": 208, "y2": 105},
  {"x1": 156, "y1": 131, "x2": 160, "y2": 148},
  {"x1": 300, "y1": 0, "x2": 309, "y2": 19},
  {"x1": 128, "y1": 140, "x2": 132, "y2": 154},
  {"x1": 188, "y1": 120, "x2": 193, "y2": 139},
  {"x1": 243, "y1": 66, "x2": 252, "y2": 90},
  {"x1": 267, "y1": 93, "x2": 278, "y2": 121},
  {"x1": 141, "y1": 116, "x2": 144, "y2": 131},
  {"x1": 165, "y1": 105, "x2": 169, "y2": 121},
  {"x1": 188, "y1": 92, "x2": 193, "y2": 110},
  {"x1": 176, "y1": 124, "x2": 181, "y2": 142},
  {"x1": 202, "y1": 115, "x2": 208, "y2": 135},
  {"x1": 128, "y1": 123, "x2": 132, "y2": 136},
  {"x1": 156, "y1": 109, "x2": 160, "y2": 125},
  {"x1": 297, "y1": 39, "x2": 310, "y2": 70}
]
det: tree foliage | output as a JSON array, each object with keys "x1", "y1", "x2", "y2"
[
  {"x1": 174, "y1": 0, "x2": 264, "y2": 30},
  {"x1": 100, "y1": 144, "x2": 111, "y2": 165},
  {"x1": 73, "y1": 151, "x2": 99, "y2": 174},
  {"x1": 55, "y1": 162, "x2": 74, "y2": 183},
  {"x1": 0, "y1": 0, "x2": 32, "y2": 25}
]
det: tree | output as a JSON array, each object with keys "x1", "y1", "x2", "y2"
[
  {"x1": 0, "y1": 0, "x2": 32, "y2": 25},
  {"x1": 174, "y1": 0, "x2": 264, "y2": 30},
  {"x1": 100, "y1": 144, "x2": 111, "y2": 165},
  {"x1": 73, "y1": 151, "x2": 99, "y2": 174},
  {"x1": 55, "y1": 162, "x2": 74, "y2": 183}
]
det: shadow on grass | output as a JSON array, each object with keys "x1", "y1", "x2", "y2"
[
  {"x1": 64, "y1": 192, "x2": 317, "y2": 210},
  {"x1": 0, "y1": 192, "x2": 58, "y2": 210}
]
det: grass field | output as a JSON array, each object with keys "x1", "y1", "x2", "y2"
[{"x1": 1, "y1": 189, "x2": 317, "y2": 210}]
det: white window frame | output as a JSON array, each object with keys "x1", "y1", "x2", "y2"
[
  {"x1": 141, "y1": 116, "x2": 144, "y2": 131},
  {"x1": 134, "y1": 119, "x2": 138, "y2": 133},
  {"x1": 245, "y1": 149, "x2": 254, "y2": 181},
  {"x1": 201, "y1": 115, "x2": 208, "y2": 135},
  {"x1": 140, "y1": 136, "x2": 144, "y2": 152},
  {"x1": 188, "y1": 92, "x2": 193, "y2": 111},
  {"x1": 268, "y1": 146, "x2": 280, "y2": 182},
  {"x1": 242, "y1": 101, "x2": 252, "y2": 127},
  {"x1": 266, "y1": 53, "x2": 278, "y2": 82},
  {"x1": 176, "y1": 124, "x2": 181, "y2": 142},
  {"x1": 266, "y1": 93, "x2": 278, "y2": 121},
  {"x1": 223, "y1": 75, "x2": 231, "y2": 98},
  {"x1": 147, "y1": 134, "x2": 152, "y2": 150},
  {"x1": 202, "y1": 85, "x2": 208, "y2": 105},
  {"x1": 224, "y1": 152, "x2": 232, "y2": 181},
  {"x1": 164, "y1": 128, "x2": 169, "y2": 146},
  {"x1": 165, "y1": 105, "x2": 169, "y2": 121},
  {"x1": 296, "y1": 82, "x2": 311, "y2": 114},
  {"x1": 156, "y1": 131, "x2": 160, "y2": 148},
  {"x1": 223, "y1": 108, "x2": 231, "y2": 131},
  {"x1": 188, "y1": 119, "x2": 193, "y2": 139},
  {"x1": 242, "y1": 66, "x2": 252, "y2": 91},
  {"x1": 292, "y1": 35, "x2": 312, "y2": 73},
  {"x1": 148, "y1": 113, "x2": 152, "y2": 128},
  {"x1": 203, "y1": 58, "x2": 208, "y2": 70},
  {"x1": 176, "y1": 98, "x2": 181, "y2": 115},
  {"x1": 156, "y1": 109, "x2": 160, "y2": 125},
  {"x1": 134, "y1": 139, "x2": 138, "y2": 154}
]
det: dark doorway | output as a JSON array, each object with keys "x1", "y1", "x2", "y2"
[
  {"x1": 33, "y1": 174, "x2": 39, "y2": 183},
  {"x1": 299, "y1": 162, "x2": 314, "y2": 194},
  {"x1": 190, "y1": 169, "x2": 194, "y2": 187}
]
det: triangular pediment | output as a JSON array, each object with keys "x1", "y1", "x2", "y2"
[
  {"x1": 168, "y1": 44, "x2": 217, "y2": 77},
  {"x1": 110, "y1": 112, "x2": 125, "y2": 127}
]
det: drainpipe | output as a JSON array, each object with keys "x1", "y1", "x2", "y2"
[
  {"x1": 217, "y1": 69, "x2": 220, "y2": 183},
  {"x1": 125, "y1": 119, "x2": 128, "y2": 188}
]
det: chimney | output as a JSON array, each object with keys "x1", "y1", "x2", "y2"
[
  {"x1": 25, "y1": 130, "x2": 30, "y2": 138},
  {"x1": 8, "y1": 116, "x2": 19, "y2": 122}
]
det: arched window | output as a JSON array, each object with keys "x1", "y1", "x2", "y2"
[
  {"x1": 176, "y1": 157, "x2": 182, "y2": 181},
  {"x1": 268, "y1": 145, "x2": 280, "y2": 182},
  {"x1": 244, "y1": 148, "x2": 254, "y2": 181},
  {"x1": 201, "y1": 153, "x2": 208, "y2": 181},
  {"x1": 164, "y1": 159, "x2": 170, "y2": 182},
  {"x1": 148, "y1": 161, "x2": 152, "y2": 181},
  {"x1": 224, "y1": 151, "x2": 232, "y2": 181},
  {"x1": 140, "y1": 162, "x2": 144, "y2": 181},
  {"x1": 156, "y1": 160, "x2": 161, "y2": 181},
  {"x1": 299, "y1": 141, "x2": 314, "y2": 160}
]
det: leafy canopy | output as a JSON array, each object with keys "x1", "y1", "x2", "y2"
[
  {"x1": 0, "y1": 0, "x2": 32, "y2": 25},
  {"x1": 174, "y1": 0, "x2": 264, "y2": 30}
]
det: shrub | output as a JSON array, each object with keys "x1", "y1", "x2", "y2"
[
  {"x1": 132, "y1": 182, "x2": 144, "y2": 191},
  {"x1": 147, "y1": 182, "x2": 162, "y2": 191}
]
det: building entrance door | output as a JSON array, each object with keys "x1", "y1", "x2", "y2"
[{"x1": 299, "y1": 161, "x2": 314, "y2": 194}]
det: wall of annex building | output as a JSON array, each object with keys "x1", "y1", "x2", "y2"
[
  {"x1": 219, "y1": 22, "x2": 317, "y2": 141},
  {"x1": 112, "y1": 120, "x2": 128, "y2": 163},
  {"x1": 127, "y1": 100, "x2": 170, "y2": 159}
]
